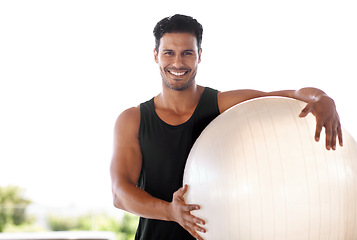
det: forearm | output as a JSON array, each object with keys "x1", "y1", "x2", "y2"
[
  {"x1": 292, "y1": 87, "x2": 329, "y2": 103},
  {"x1": 113, "y1": 182, "x2": 172, "y2": 221},
  {"x1": 218, "y1": 87, "x2": 342, "y2": 150},
  {"x1": 267, "y1": 87, "x2": 329, "y2": 103},
  {"x1": 218, "y1": 87, "x2": 331, "y2": 113}
]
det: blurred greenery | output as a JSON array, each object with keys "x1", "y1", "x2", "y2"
[
  {"x1": 47, "y1": 212, "x2": 139, "y2": 240},
  {"x1": 0, "y1": 186, "x2": 32, "y2": 232},
  {"x1": 0, "y1": 185, "x2": 139, "y2": 240}
]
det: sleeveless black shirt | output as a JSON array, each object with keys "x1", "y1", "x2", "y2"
[{"x1": 136, "y1": 87, "x2": 220, "y2": 240}]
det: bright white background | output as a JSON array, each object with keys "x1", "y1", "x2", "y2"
[{"x1": 0, "y1": 0, "x2": 356, "y2": 214}]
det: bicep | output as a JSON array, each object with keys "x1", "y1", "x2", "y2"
[
  {"x1": 218, "y1": 89, "x2": 295, "y2": 113},
  {"x1": 218, "y1": 89, "x2": 266, "y2": 113},
  {"x1": 110, "y1": 108, "x2": 142, "y2": 189}
]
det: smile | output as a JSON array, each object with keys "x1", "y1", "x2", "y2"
[{"x1": 168, "y1": 70, "x2": 189, "y2": 76}]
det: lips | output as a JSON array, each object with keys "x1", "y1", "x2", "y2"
[{"x1": 166, "y1": 68, "x2": 190, "y2": 77}]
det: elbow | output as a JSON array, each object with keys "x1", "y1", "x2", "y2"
[
  {"x1": 113, "y1": 195, "x2": 124, "y2": 210},
  {"x1": 111, "y1": 182, "x2": 125, "y2": 210},
  {"x1": 112, "y1": 188, "x2": 126, "y2": 210}
]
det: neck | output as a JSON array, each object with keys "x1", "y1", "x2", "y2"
[{"x1": 156, "y1": 83, "x2": 204, "y2": 113}]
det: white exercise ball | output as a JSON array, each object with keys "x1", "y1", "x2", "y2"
[{"x1": 183, "y1": 97, "x2": 357, "y2": 240}]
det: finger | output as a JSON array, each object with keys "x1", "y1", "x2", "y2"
[
  {"x1": 337, "y1": 124, "x2": 343, "y2": 147},
  {"x1": 194, "y1": 224, "x2": 206, "y2": 234},
  {"x1": 315, "y1": 121, "x2": 323, "y2": 142},
  {"x1": 174, "y1": 185, "x2": 188, "y2": 199},
  {"x1": 299, "y1": 104, "x2": 312, "y2": 118},
  {"x1": 187, "y1": 220, "x2": 206, "y2": 232},
  {"x1": 186, "y1": 213, "x2": 205, "y2": 226},
  {"x1": 186, "y1": 226, "x2": 205, "y2": 240},
  {"x1": 180, "y1": 184, "x2": 188, "y2": 195},
  {"x1": 182, "y1": 204, "x2": 200, "y2": 212},
  {"x1": 325, "y1": 124, "x2": 333, "y2": 150},
  {"x1": 185, "y1": 222, "x2": 206, "y2": 240},
  {"x1": 330, "y1": 125, "x2": 337, "y2": 150}
]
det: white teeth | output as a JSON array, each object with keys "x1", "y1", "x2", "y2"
[{"x1": 170, "y1": 71, "x2": 186, "y2": 76}]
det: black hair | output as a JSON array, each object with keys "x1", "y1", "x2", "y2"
[{"x1": 153, "y1": 14, "x2": 203, "y2": 52}]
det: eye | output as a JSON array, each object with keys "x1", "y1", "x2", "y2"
[
  {"x1": 164, "y1": 51, "x2": 174, "y2": 56},
  {"x1": 183, "y1": 51, "x2": 193, "y2": 56}
]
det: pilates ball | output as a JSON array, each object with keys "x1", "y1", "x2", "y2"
[{"x1": 183, "y1": 97, "x2": 357, "y2": 240}]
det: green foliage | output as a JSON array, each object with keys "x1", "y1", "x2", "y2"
[
  {"x1": 3, "y1": 221, "x2": 45, "y2": 233},
  {"x1": 47, "y1": 212, "x2": 139, "y2": 240},
  {"x1": 0, "y1": 186, "x2": 31, "y2": 232},
  {"x1": 47, "y1": 214, "x2": 79, "y2": 231},
  {"x1": 117, "y1": 213, "x2": 139, "y2": 240},
  {"x1": 0, "y1": 185, "x2": 140, "y2": 240}
]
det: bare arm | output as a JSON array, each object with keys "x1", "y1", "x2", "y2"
[
  {"x1": 110, "y1": 107, "x2": 170, "y2": 219},
  {"x1": 110, "y1": 107, "x2": 206, "y2": 239},
  {"x1": 217, "y1": 87, "x2": 327, "y2": 113},
  {"x1": 218, "y1": 87, "x2": 342, "y2": 150}
]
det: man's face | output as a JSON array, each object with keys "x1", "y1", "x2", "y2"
[{"x1": 154, "y1": 32, "x2": 202, "y2": 91}]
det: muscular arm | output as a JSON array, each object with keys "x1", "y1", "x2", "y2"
[
  {"x1": 110, "y1": 107, "x2": 206, "y2": 239},
  {"x1": 110, "y1": 107, "x2": 171, "y2": 220},
  {"x1": 218, "y1": 87, "x2": 326, "y2": 113},
  {"x1": 218, "y1": 87, "x2": 343, "y2": 150}
]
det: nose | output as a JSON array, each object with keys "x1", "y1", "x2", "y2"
[{"x1": 173, "y1": 54, "x2": 184, "y2": 69}]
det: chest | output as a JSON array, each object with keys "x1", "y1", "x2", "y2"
[{"x1": 154, "y1": 108, "x2": 196, "y2": 126}]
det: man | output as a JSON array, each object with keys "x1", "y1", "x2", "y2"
[{"x1": 110, "y1": 14, "x2": 343, "y2": 240}]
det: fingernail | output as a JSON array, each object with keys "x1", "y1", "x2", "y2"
[
  {"x1": 197, "y1": 227, "x2": 206, "y2": 232},
  {"x1": 197, "y1": 219, "x2": 205, "y2": 224}
]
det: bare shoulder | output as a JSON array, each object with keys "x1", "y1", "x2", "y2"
[
  {"x1": 114, "y1": 106, "x2": 141, "y2": 137},
  {"x1": 116, "y1": 106, "x2": 140, "y2": 123},
  {"x1": 112, "y1": 106, "x2": 142, "y2": 168},
  {"x1": 111, "y1": 106, "x2": 142, "y2": 193}
]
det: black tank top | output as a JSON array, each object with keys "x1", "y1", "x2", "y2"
[{"x1": 136, "y1": 87, "x2": 220, "y2": 240}]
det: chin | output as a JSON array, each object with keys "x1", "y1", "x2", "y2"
[
  {"x1": 162, "y1": 73, "x2": 197, "y2": 91},
  {"x1": 163, "y1": 78, "x2": 195, "y2": 91}
]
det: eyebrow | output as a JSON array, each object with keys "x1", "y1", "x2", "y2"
[{"x1": 162, "y1": 49, "x2": 195, "y2": 52}]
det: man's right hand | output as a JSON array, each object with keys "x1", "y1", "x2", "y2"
[{"x1": 169, "y1": 184, "x2": 206, "y2": 240}]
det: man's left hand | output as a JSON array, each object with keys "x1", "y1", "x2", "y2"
[{"x1": 299, "y1": 95, "x2": 343, "y2": 150}]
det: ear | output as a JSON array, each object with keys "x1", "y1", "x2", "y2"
[
  {"x1": 154, "y1": 49, "x2": 159, "y2": 63},
  {"x1": 198, "y1": 48, "x2": 202, "y2": 63}
]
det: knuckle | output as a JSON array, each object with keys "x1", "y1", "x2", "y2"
[
  {"x1": 184, "y1": 213, "x2": 193, "y2": 222},
  {"x1": 173, "y1": 191, "x2": 179, "y2": 198},
  {"x1": 181, "y1": 205, "x2": 189, "y2": 212},
  {"x1": 189, "y1": 204, "x2": 198, "y2": 211},
  {"x1": 184, "y1": 222, "x2": 195, "y2": 233},
  {"x1": 315, "y1": 122, "x2": 323, "y2": 130}
]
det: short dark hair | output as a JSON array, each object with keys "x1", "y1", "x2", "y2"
[{"x1": 153, "y1": 14, "x2": 203, "y2": 52}]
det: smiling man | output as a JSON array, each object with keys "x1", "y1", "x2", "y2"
[
  {"x1": 156, "y1": 32, "x2": 201, "y2": 92},
  {"x1": 110, "y1": 14, "x2": 343, "y2": 240}
]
